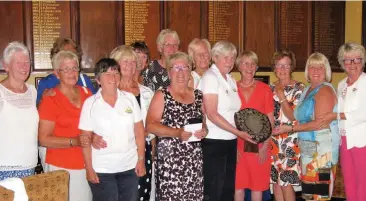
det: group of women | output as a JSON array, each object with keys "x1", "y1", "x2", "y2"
[{"x1": 1, "y1": 28, "x2": 366, "y2": 201}]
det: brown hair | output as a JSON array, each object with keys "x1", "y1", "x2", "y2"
[
  {"x1": 271, "y1": 49, "x2": 296, "y2": 71},
  {"x1": 50, "y1": 37, "x2": 83, "y2": 62}
]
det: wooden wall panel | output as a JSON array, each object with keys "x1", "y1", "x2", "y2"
[
  {"x1": 79, "y1": 1, "x2": 119, "y2": 71},
  {"x1": 313, "y1": 1, "x2": 345, "y2": 70},
  {"x1": 32, "y1": 1, "x2": 71, "y2": 70},
  {"x1": 0, "y1": 1, "x2": 346, "y2": 74},
  {"x1": 276, "y1": 1, "x2": 312, "y2": 70},
  {"x1": 0, "y1": 2, "x2": 25, "y2": 69},
  {"x1": 207, "y1": 1, "x2": 244, "y2": 53},
  {"x1": 165, "y1": 1, "x2": 202, "y2": 53},
  {"x1": 124, "y1": 1, "x2": 161, "y2": 60},
  {"x1": 245, "y1": 1, "x2": 275, "y2": 68}
]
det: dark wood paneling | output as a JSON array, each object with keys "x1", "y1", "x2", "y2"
[
  {"x1": 312, "y1": 1, "x2": 344, "y2": 71},
  {"x1": 70, "y1": 1, "x2": 80, "y2": 43},
  {"x1": 123, "y1": 1, "x2": 161, "y2": 60},
  {"x1": 276, "y1": 1, "x2": 312, "y2": 70},
  {"x1": 0, "y1": 1, "x2": 346, "y2": 74},
  {"x1": 207, "y1": 1, "x2": 244, "y2": 52},
  {"x1": 245, "y1": 1, "x2": 275, "y2": 67},
  {"x1": 165, "y1": 1, "x2": 202, "y2": 53},
  {"x1": 79, "y1": 1, "x2": 118, "y2": 71},
  {"x1": 0, "y1": 1, "x2": 25, "y2": 70}
]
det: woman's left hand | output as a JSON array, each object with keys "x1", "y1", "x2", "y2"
[
  {"x1": 194, "y1": 129, "x2": 208, "y2": 139},
  {"x1": 274, "y1": 83, "x2": 285, "y2": 100},
  {"x1": 135, "y1": 160, "x2": 146, "y2": 177},
  {"x1": 257, "y1": 143, "x2": 268, "y2": 164},
  {"x1": 79, "y1": 134, "x2": 91, "y2": 148}
]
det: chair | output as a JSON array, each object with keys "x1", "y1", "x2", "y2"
[{"x1": 0, "y1": 170, "x2": 69, "y2": 201}]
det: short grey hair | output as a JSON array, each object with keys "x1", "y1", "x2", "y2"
[
  {"x1": 52, "y1": 50, "x2": 79, "y2": 70},
  {"x1": 337, "y1": 42, "x2": 366, "y2": 70},
  {"x1": 211, "y1": 40, "x2": 237, "y2": 58},
  {"x1": 156, "y1": 29, "x2": 180, "y2": 47},
  {"x1": 166, "y1": 51, "x2": 193, "y2": 71},
  {"x1": 3, "y1": 41, "x2": 30, "y2": 65},
  {"x1": 305, "y1": 52, "x2": 332, "y2": 82}
]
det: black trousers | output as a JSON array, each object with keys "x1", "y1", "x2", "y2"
[{"x1": 203, "y1": 138, "x2": 237, "y2": 201}]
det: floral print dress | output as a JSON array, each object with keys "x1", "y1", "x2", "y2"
[{"x1": 269, "y1": 82, "x2": 304, "y2": 186}]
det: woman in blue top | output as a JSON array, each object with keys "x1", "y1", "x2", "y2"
[{"x1": 274, "y1": 53, "x2": 339, "y2": 201}]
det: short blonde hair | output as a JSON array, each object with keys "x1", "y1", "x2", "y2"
[
  {"x1": 188, "y1": 38, "x2": 211, "y2": 58},
  {"x1": 110, "y1": 45, "x2": 139, "y2": 67},
  {"x1": 272, "y1": 49, "x2": 296, "y2": 71},
  {"x1": 3, "y1": 41, "x2": 30, "y2": 65},
  {"x1": 211, "y1": 40, "x2": 237, "y2": 58},
  {"x1": 305, "y1": 52, "x2": 332, "y2": 82},
  {"x1": 166, "y1": 51, "x2": 193, "y2": 71},
  {"x1": 235, "y1": 51, "x2": 258, "y2": 70},
  {"x1": 156, "y1": 29, "x2": 180, "y2": 47},
  {"x1": 52, "y1": 50, "x2": 79, "y2": 70},
  {"x1": 337, "y1": 42, "x2": 366, "y2": 70}
]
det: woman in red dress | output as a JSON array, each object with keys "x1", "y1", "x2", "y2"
[{"x1": 234, "y1": 51, "x2": 274, "y2": 201}]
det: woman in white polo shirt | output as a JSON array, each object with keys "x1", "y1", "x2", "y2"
[
  {"x1": 198, "y1": 41, "x2": 255, "y2": 201},
  {"x1": 79, "y1": 58, "x2": 146, "y2": 201}
]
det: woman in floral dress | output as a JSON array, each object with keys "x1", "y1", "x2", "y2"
[{"x1": 270, "y1": 50, "x2": 304, "y2": 201}]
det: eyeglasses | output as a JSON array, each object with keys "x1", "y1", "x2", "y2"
[
  {"x1": 163, "y1": 43, "x2": 179, "y2": 48},
  {"x1": 58, "y1": 67, "x2": 80, "y2": 73},
  {"x1": 275, "y1": 64, "x2": 291, "y2": 69},
  {"x1": 343, "y1": 58, "x2": 362, "y2": 65},
  {"x1": 172, "y1": 65, "x2": 190, "y2": 72},
  {"x1": 240, "y1": 62, "x2": 257, "y2": 68}
]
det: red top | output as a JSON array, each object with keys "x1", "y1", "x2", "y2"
[
  {"x1": 38, "y1": 86, "x2": 91, "y2": 169},
  {"x1": 235, "y1": 81, "x2": 274, "y2": 190}
]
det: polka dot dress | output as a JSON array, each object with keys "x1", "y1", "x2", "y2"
[{"x1": 138, "y1": 140, "x2": 153, "y2": 201}]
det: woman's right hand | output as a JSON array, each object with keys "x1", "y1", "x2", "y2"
[
  {"x1": 86, "y1": 168, "x2": 99, "y2": 184},
  {"x1": 178, "y1": 129, "x2": 192, "y2": 141},
  {"x1": 237, "y1": 131, "x2": 257, "y2": 144},
  {"x1": 273, "y1": 125, "x2": 292, "y2": 135}
]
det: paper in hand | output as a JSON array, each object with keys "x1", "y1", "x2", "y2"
[{"x1": 184, "y1": 123, "x2": 202, "y2": 142}]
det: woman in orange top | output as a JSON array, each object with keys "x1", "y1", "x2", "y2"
[
  {"x1": 38, "y1": 51, "x2": 92, "y2": 201},
  {"x1": 234, "y1": 51, "x2": 274, "y2": 201}
]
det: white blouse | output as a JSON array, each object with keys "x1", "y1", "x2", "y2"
[{"x1": 0, "y1": 83, "x2": 39, "y2": 171}]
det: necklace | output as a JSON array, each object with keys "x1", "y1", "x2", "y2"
[{"x1": 239, "y1": 79, "x2": 255, "y2": 88}]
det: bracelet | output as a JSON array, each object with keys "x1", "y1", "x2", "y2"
[
  {"x1": 279, "y1": 99, "x2": 287, "y2": 104},
  {"x1": 138, "y1": 156, "x2": 144, "y2": 161},
  {"x1": 337, "y1": 112, "x2": 341, "y2": 121},
  {"x1": 291, "y1": 125, "x2": 294, "y2": 133},
  {"x1": 69, "y1": 139, "x2": 73, "y2": 147}
]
